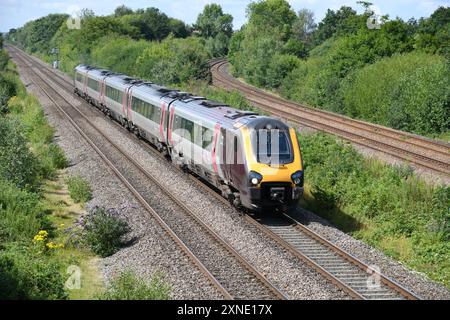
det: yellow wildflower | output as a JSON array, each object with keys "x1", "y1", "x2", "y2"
[
  {"x1": 32, "y1": 230, "x2": 48, "y2": 243},
  {"x1": 46, "y1": 242, "x2": 64, "y2": 249},
  {"x1": 38, "y1": 230, "x2": 48, "y2": 237}
]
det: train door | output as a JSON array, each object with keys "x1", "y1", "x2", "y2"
[
  {"x1": 221, "y1": 128, "x2": 233, "y2": 183},
  {"x1": 230, "y1": 134, "x2": 246, "y2": 190},
  {"x1": 127, "y1": 88, "x2": 133, "y2": 122}
]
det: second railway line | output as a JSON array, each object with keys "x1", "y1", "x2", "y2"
[{"x1": 210, "y1": 59, "x2": 450, "y2": 177}]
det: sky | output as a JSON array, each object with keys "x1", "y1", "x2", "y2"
[{"x1": 1, "y1": 0, "x2": 449, "y2": 33}]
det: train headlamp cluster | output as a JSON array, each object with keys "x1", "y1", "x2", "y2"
[
  {"x1": 291, "y1": 170, "x2": 304, "y2": 187},
  {"x1": 249, "y1": 171, "x2": 263, "y2": 186}
]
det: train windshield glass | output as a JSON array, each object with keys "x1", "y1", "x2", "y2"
[{"x1": 251, "y1": 129, "x2": 294, "y2": 165}]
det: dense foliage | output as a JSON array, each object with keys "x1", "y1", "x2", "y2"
[
  {"x1": 5, "y1": 4, "x2": 230, "y2": 81},
  {"x1": 0, "y1": 53, "x2": 68, "y2": 299},
  {"x1": 228, "y1": 0, "x2": 449, "y2": 136},
  {"x1": 194, "y1": 4, "x2": 234, "y2": 57}
]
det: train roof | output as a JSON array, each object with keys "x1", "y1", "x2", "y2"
[{"x1": 74, "y1": 64, "x2": 288, "y2": 130}]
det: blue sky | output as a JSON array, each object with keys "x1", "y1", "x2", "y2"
[{"x1": 1, "y1": 0, "x2": 449, "y2": 32}]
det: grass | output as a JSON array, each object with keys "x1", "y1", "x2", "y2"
[
  {"x1": 65, "y1": 175, "x2": 92, "y2": 206},
  {"x1": 41, "y1": 172, "x2": 105, "y2": 299},
  {"x1": 99, "y1": 270, "x2": 171, "y2": 300}
]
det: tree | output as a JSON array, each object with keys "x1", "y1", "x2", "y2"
[
  {"x1": 415, "y1": 7, "x2": 450, "y2": 58},
  {"x1": 313, "y1": 6, "x2": 362, "y2": 45},
  {"x1": 195, "y1": 4, "x2": 233, "y2": 38},
  {"x1": 114, "y1": 5, "x2": 133, "y2": 17},
  {"x1": 292, "y1": 9, "x2": 317, "y2": 46},
  {"x1": 246, "y1": 0, "x2": 296, "y2": 41},
  {"x1": 131, "y1": 7, "x2": 171, "y2": 41},
  {"x1": 168, "y1": 18, "x2": 190, "y2": 38}
]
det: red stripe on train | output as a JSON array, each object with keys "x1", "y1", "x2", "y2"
[
  {"x1": 159, "y1": 102, "x2": 166, "y2": 143},
  {"x1": 168, "y1": 106, "x2": 175, "y2": 145}
]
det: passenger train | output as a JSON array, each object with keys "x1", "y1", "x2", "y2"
[{"x1": 74, "y1": 64, "x2": 304, "y2": 211}]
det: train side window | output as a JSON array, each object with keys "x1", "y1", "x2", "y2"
[
  {"x1": 153, "y1": 107, "x2": 161, "y2": 123},
  {"x1": 88, "y1": 78, "x2": 99, "y2": 92},
  {"x1": 202, "y1": 127, "x2": 213, "y2": 151},
  {"x1": 181, "y1": 117, "x2": 194, "y2": 141},
  {"x1": 173, "y1": 115, "x2": 181, "y2": 131},
  {"x1": 76, "y1": 73, "x2": 83, "y2": 83}
]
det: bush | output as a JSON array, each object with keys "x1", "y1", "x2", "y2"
[
  {"x1": 0, "y1": 72, "x2": 17, "y2": 112},
  {"x1": 0, "y1": 244, "x2": 67, "y2": 300},
  {"x1": 341, "y1": 52, "x2": 449, "y2": 135},
  {"x1": 0, "y1": 179, "x2": 48, "y2": 244},
  {"x1": 65, "y1": 176, "x2": 92, "y2": 205},
  {"x1": 100, "y1": 270, "x2": 171, "y2": 300},
  {"x1": 48, "y1": 144, "x2": 68, "y2": 169},
  {"x1": 83, "y1": 207, "x2": 130, "y2": 257}
]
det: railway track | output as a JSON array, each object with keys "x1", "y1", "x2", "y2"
[
  {"x1": 211, "y1": 59, "x2": 450, "y2": 177},
  {"x1": 10, "y1": 46, "x2": 422, "y2": 300},
  {"x1": 186, "y1": 174, "x2": 421, "y2": 300},
  {"x1": 9, "y1": 46, "x2": 288, "y2": 300}
]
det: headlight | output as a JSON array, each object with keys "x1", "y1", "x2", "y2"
[
  {"x1": 249, "y1": 171, "x2": 263, "y2": 186},
  {"x1": 291, "y1": 170, "x2": 304, "y2": 187}
]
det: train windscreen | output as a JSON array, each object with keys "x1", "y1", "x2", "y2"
[{"x1": 251, "y1": 129, "x2": 294, "y2": 165}]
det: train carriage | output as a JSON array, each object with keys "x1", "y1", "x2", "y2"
[{"x1": 74, "y1": 64, "x2": 304, "y2": 212}]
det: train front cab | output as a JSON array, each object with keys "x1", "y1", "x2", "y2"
[{"x1": 238, "y1": 119, "x2": 304, "y2": 212}]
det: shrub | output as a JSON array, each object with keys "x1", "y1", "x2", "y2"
[
  {"x1": 341, "y1": 52, "x2": 449, "y2": 135},
  {"x1": 134, "y1": 36, "x2": 209, "y2": 85},
  {"x1": 0, "y1": 72, "x2": 17, "y2": 113},
  {"x1": 0, "y1": 179, "x2": 48, "y2": 244},
  {"x1": 65, "y1": 176, "x2": 92, "y2": 205},
  {"x1": 48, "y1": 144, "x2": 68, "y2": 169},
  {"x1": 100, "y1": 270, "x2": 171, "y2": 300},
  {"x1": 83, "y1": 207, "x2": 130, "y2": 257},
  {"x1": 0, "y1": 244, "x2": 67, "y2": 300}
]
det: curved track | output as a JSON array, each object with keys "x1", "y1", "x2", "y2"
[
  {"x1": 211, "y1": 59, "x2": 450, "y2": 177},
  {"x1": 10, "y1": 46, "x2": 421, "y2": 300},
  {"x1": 9, "y1": 46, "x2": 288, "y2": 300}
]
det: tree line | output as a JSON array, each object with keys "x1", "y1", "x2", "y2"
[
  {"x1": 3, "y1": 1, "x2": 449, "y2": 136},
  {"x1": 228, "y1": 0, "x2": 449, "y2": 136}
]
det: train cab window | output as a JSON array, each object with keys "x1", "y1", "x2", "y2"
[{"x1": 251, "y1": 129, "x2": 293, "y2": 165}]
